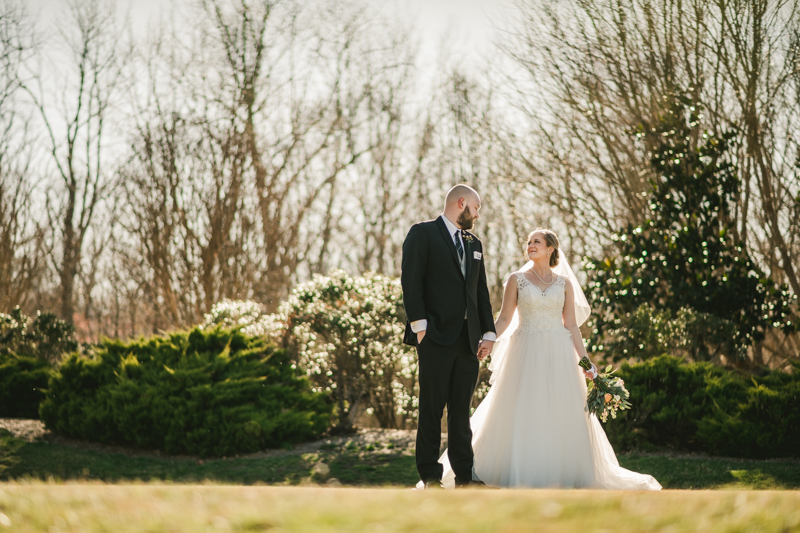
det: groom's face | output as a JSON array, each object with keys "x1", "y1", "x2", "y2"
[{"x1": 457, "y1": 196, "x2": 481, "y2": 230}]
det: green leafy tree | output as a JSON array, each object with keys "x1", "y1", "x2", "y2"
[{"x1": 586, "y1": 96, "x2": 796, "y2": 362}]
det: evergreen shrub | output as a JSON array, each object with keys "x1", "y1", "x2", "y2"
[
  {"x1": 39, "y1": 327, "x2": 332, "y2": 456},
  {"x1": 0, "y1": 352, "x2": 51, "y2": 418},
  {"x1": 604, "y1": 355, "x2": 800, "y2": 458}
]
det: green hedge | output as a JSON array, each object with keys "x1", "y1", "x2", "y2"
[
  {"x1": 0, "y1": 352, "x2": 51, "y2": 418},
  {"x1": 604, "y1": 356, "x2": 800, "y2": 459},
  {"x1": 40, "y1": 327, "x2": 332, "y2": 457}
]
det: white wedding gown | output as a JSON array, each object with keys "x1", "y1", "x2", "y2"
[{"x1": 439, "y1": 273, "x2": 661, "y2": 490}]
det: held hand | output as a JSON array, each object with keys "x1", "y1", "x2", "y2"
[
  {"x1": 416, "y1": 330, "x2": 426, "y2": 344},
  {"x1": 477, "y1": 339, "x2": 495, "y2": 361},
  {"x1": 476, "y1": 346, "x2": 487, "y2": 360},
  {"x1": 583, "y1": 364, "x2": 598, "y2": 380}
]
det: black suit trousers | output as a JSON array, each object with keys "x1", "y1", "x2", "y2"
[{"x1": 415, "y1": 320, "x2": 480, "y2": 484}]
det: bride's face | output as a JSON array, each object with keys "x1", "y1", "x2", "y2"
[{"x1": 526, "y1": 232, "x2": 553, "y2": 263}]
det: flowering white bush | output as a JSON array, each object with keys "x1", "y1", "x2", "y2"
[
  {"x1": 278, "y1": 270, "x2": 418, "y2": 430},
  {"x1": 202, "y1": 299, "x2": 283, "y2": 339},
  {"x1": 203, "y1": 273, "x2": 419, "y2": 431}
]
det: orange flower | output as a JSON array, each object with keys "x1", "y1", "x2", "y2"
[{"x1": 604, "y1": 393, "x2": 612, "y2": 403}]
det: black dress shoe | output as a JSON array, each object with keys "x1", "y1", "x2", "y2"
[
  {"x1": 455, "y1": 480, "x2": 486, "y2": 489},
  {"x1": 423, "y1": 479, "x2": 444, "y2": 489}
]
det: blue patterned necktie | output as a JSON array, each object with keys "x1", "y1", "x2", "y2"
[{"x1": 455, "y1": 230, "x2": 464, "y2": 262}]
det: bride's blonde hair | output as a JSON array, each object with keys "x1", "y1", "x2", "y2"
[{"x1": 526, "y1": 228, "x2": 560, "y2": 267}]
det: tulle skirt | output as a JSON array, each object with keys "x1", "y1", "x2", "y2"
[{"x1": 439, "y1": 327, "x2": 661, "y2": 490}]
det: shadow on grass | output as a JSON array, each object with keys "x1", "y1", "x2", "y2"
[
  {"x1": 2, "y1": 429, "x2": 798, "y2": 489},
  {"x1": 0, "y1": 429, "x2": 420, "y2": 486},
  {"x1": 326, "y1": 451, "x2": 419, "y2": 486},
  {"x1": 0, "y1": 430, "x2": 25, "y2": 475},
  {"x1": 0, "y1": 429, "x2": 316, "y2": 485},
  {"x1": 618, "y1": 454, "x2": 800, "y2": 490}
]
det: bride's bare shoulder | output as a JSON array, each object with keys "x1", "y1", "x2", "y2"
[{"x1": 507, "y1": 271, "x2": 527, "y2": 285}]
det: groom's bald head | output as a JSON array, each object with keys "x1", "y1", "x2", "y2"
[
  {"x1": 445, "y1": 184, "x2": 480, "y2": 209},
  {"x1": 443, "y1": 184, "x2": 481, "y2": 230}
]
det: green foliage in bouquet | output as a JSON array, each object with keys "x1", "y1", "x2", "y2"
[
  {"x1": 0, "y1": 351, "x2": 51, "y2": 418},
  {"x1": 585, "y1": 96, "x2": 795, "y2": 362},
  {"x1": 604, "y1": 355, "x2": 800, "y2": 458},
  {"x1": 578, "y1": 357, "x2": 631, "y2": 422},
  {"x1": 39, "y1": 327, "x2": 332, "y2": 457},
  {"x1": 278, "y1": 270, "x2": 418, "y2": 431}
]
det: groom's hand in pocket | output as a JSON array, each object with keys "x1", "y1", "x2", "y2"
[{"x1": 417, "y1": 330, "x2": 426, "y2": 344}]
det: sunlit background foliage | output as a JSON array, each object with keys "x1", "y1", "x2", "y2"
[{"x1": 1, "y1": 0, "x2": 799, "y2": 459}]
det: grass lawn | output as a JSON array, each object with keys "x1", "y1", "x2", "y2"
[
  {"x1": 0, "y1": 483, "x2": 799, "y2": 532},
  {"x1": 2, "y1": 429, "x2": 799, "y2": 490}
]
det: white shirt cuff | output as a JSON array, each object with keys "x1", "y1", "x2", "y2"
[
  {"x1": 410, "y1": 319, "x2": 427, "y2": 333},
  {"x1": 412, "y1": 322, "x2": 493, "y2": 340}
]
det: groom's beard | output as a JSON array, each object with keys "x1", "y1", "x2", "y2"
[{"x1": 457, "y1": 206, "x2": 477, "y2": 230}]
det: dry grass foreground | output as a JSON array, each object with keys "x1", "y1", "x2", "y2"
[{"x1": 0, "y1": 483, "x2": 799, "y2": 532}]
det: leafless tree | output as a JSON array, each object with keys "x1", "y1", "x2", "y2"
[
  {"x1": 502, "y1": 0, "x2": 798, "y2": 261},
  {"x1": 113, "y1": 0, "x2": 420, "y2": 333},
  {"x1": 712, "y1": 1, "x2": 800, "y2": 296},
  {"x1": 206, "y1": 0, "x2": 385, "y2": 309},
  {"x1": 120, "y1": 99, "x2": 259, "y2": 329},
  {"x1": 0, "y1": 1, "x2": 47, "y2": 314},
  {"x1": 22, "y1": 0, "x2": 130, "y2": 327},
  {"x1": 318, "y1": 14, "x2": 420, "y2": 277}
]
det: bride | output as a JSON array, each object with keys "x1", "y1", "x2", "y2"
[{"x1": 437, "y1": 228, "x2": 661, "y2": 490}]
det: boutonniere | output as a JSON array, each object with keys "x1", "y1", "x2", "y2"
[{"x1": 463, "y1": 233, "x2": 475, "y2": 244}]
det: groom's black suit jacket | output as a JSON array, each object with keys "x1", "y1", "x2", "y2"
[{"x1": 401, "y1": 216, "x2": 495, "y2": 354}]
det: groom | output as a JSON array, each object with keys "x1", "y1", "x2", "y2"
[{"x1": 401, "y1": 184, "x2": 496, "y2": 488}]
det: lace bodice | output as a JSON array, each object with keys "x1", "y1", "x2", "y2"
[{"x1": 514, "y1": 272, "x2": 567, "y2": 332}]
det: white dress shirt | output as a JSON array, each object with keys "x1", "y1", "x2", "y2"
[{"x1": 410, "y1": 214, "x2": 497, "y2": 342}]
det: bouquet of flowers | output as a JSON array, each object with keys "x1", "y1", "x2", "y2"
[{"x1": 578, "y1": 356, "x2": 631, "y2": 422}]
